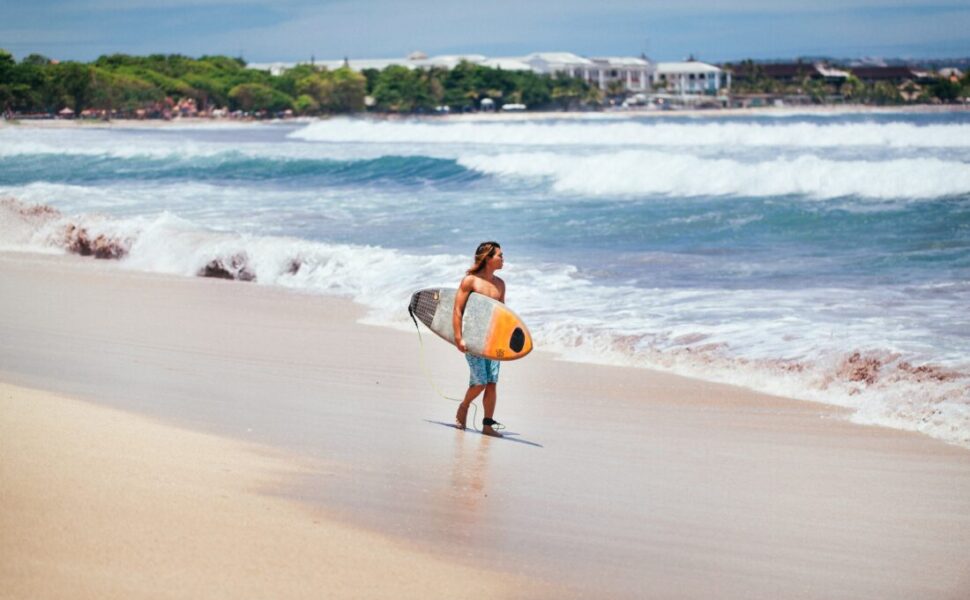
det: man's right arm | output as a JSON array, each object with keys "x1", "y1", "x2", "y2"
[{"x1": 453, "y1": 277, "x2": 473, "y2": 352}]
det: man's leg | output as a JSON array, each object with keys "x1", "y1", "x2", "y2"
[
  {"x1": 457, "y1": 384, "x2": 484, "y2": 429},
  {"x1": 481, "y1": 383, "x2": 501, "y2": 437}
]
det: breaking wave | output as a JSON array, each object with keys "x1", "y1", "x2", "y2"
[
  {"x1": 458, "y1": 151, "x2": 970, "y2": 199},
  {"x1": 289, "y1": 118, "x2": 970, "y2": 148},
  {"x1": 3, "y1": 197, "x2": 968, "y2": 449},
  {"x1": 4, "y1": 150, "x2": 969, "y2": 201},
  {"x1": 0, "y1": 153, "x2": 475, "y2": 186}
]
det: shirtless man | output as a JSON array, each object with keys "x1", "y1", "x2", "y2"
[{"x1": 453, "y1": 241, "x2": 505, "y2": 437}]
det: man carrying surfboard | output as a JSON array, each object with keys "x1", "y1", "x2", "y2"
[{"x1": 454, "y1": 241, "x2": 505, "y2": 437}]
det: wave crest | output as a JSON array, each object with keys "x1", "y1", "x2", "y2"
[
  {"x1": 290, "y1": 118, "x2": 970, "y2": 148},
  {"x1": 458, "y1": 151, "x2": 970, "y2": 199}
]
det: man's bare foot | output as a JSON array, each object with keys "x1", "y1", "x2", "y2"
[
  {"x1": 482, "y1": 425, "x2": 503, "y2": 438},
  {"x1": 456, "y1": 403, "x2": 469, "y2": 430}
]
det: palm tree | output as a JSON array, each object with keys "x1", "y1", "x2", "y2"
[{"x1": 606, "y1": 80, "x2": 626, "y2": 104}]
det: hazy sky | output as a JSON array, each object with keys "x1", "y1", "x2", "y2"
[{"x1": 2, "y1": 0, "x2": 968, "y2": 63}]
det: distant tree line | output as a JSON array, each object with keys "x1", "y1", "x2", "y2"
[
  {"x1": 4, "y1": 50, "x2": 965, "y2": 117},
  {"x1": 0, "y1": 50, "x2": 600, "y2": 118},
  {"x1": 723, "y1": 59, "x2": 970, "y2": 105}
]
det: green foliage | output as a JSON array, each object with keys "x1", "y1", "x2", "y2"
[
  {"x1": 605, "y1": 79, "x2": 626, "y2": 102},
  {"x1": 723, "y1": 58, "x2": 970, "y2": 105},
  {"x1": 361, "y1": 68, "x2": 381, "y2": 95},
  {"x1": 0, "y1": 50, "x2": 605, "y2": 116},
  {"x1": 0, "y1": 49, "x2": 15, "y2": 80},
  {"x1": 292, "y1": 66, "x2": 366, "y2": 113},
  {"x1": 930, "y1": 78, "x2": 961, "y2": 102},
  {"x1": 55, "y1": 62, "x2": 94, "y2": 113},
  {"x1": 724, "y1": 60, "x2": 783, "y2": 94},
  {"x1": 228, "y1": 83, "x2": 293, "y2": 113},
  {"x1": 275, "y1": 63, "x2": 320, "y2": 98},
  {"x1": 802, "y1": 77, "x2": 828, "y2": 103},
  {"x1": 293, "y1": 94, "x2": 319, "y2": 115},
  {"x1": 839, "y1": 75, "x2": 865, "y2": 101},
  {"x1": 373, "y1": 66, "x2": 434, "y2": 112},
  {"x1": 516, "y1": 74, "x2": 551, "y2": 107},
  {"x1": 550, "y1": 73, "x2": 593, "y2": 110},
  {"x1": 868, "y1": 81, "x2": 902, "y2": 104},
  {"x1": 90, "y1": 67, "x2": 163, "y2": 112},
  {"x1": 22, "y1": 54, "x2": 52, "y2": 66},
  {"x1": 328, "y1": 67, "x2": 367, "y2": 112}
]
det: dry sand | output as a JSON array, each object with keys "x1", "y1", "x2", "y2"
[{"x1": 1, "y1": 250, "x2": 969, "y2": 599}]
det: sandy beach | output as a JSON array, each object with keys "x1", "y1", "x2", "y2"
[
  {"x1": 2, "y1": 249, "x2": 970, "y2": 599},
  {"x1": 0, "y1": 382, "x2": 548, "y2": 600}
]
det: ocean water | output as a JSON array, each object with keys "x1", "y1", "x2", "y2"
[{"x1": 2, "y1": 112, "x2": 969, "y2": 447}]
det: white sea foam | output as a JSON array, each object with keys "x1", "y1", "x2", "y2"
[
  {"x1": 5, "y1": 119, "x2": 969, "y2": 170},
  {"x1": 5, "y1": 124, "x2": 969, "y2": 204},
  {"x1": 0, "y1": 127, "x2": 392, "y2": 162},
  {"x1": 458, "y1": 151, "x2": 970, "y2": 199},
  {"x1": 290, "y1": 118, "x2": 970, "y2": 148},
  {"x1": 3, "y1": 198, "x2": 967, "y2": 448}
]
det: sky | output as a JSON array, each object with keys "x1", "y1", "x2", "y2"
[{"x1": 2, "y1": 0, "x2": 968, "y2": 63}]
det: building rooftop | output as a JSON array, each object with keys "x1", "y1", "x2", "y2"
[
  {"x1": 522, "y1": 52, "x2": 594, "y2": 66},
  {"x1": 655, "y1": 61, "x2": 722, "y2": 73},
  {"x1": 481, "y1": 58, "x2": 534, "y2": 71},
  {"x1": 591, "y1": 57, "x2": 650, "y2": 67}
]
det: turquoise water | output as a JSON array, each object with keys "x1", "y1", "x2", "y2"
[{"x1": 2, "y1": 112, "x2": 969, "y2": 445}]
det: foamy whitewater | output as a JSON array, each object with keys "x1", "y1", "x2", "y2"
[{"x1": 2, "y1": 112, "x2": 969, "y2": 447}]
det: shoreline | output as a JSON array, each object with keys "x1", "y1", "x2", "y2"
[
  {"x1": 2, "y1": 102, "x2": 967, "y2": 129},
  {"x1": 2, "y1": 249, "x2": 969, "y2": 598},
  {"x1": 3, "y1": 186, "x2": 967, "y2": 451}
]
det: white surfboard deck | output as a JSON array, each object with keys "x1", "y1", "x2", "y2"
[{"x1": 408, "y1": 288, "x2": 532, "y2": 361}]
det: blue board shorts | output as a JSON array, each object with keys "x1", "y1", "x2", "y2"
[{"x1": 466, "y1": 353, "x2": 501, "y2": 386}]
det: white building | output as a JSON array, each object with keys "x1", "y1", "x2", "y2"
[
  {"x1": 589, "y1": 56, "x2": 652, "y2": 91},
  {"x1": 317, "y1": 52, "x2": 489, "y2": 72},
  {"x1": 250, "y1": 52, "x2": 491, "y2": 74},
  {"x1": 518, "y1": 52, "x2": 653, "y2": 92},
  {"x1": 519, "y1": 52, "x2": 594, "y2": 78},
  {"x1": 480, "y1": 57, "x2": 533, "y2": 72},
  {"x1": 653, "y1": 61, "x2": 730, "y2": 94},
  {"x1": 250, "y1": 51, "x2": 656, "y2": 93}
]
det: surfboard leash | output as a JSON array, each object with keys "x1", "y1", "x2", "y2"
[{"x1": 408, "y1": 306, "x2": 484, "y2": 432}]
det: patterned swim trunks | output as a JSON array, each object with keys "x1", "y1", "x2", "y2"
[{"x1": 466, "y1": 353, "x2": 501, "y2": 386}]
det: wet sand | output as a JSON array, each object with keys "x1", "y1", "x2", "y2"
[
  {"x1": 0, "y1": 382, "x2": 548, "y2": 600},
  {"x1": 1, "y1": 250, "x2": 969, "y2": 599}
]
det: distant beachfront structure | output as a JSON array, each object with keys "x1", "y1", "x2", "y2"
[
  {"x1": 652, "y1": 61, "x2": 731, "y2": 94},
  {"x1": 249, "y1": 51, "x2": 661, "y2": 93},
  {"x1": 589, "y1": 56, "x2": 653, "y2": 92},
  {"x1": 758, "y1": 62, "x2": 851, "y2": 84},
  {"x1": 515, "y1": 52, "x2": 652, "y2": 92},
  {"x1": 249, "y1": 52, "x2": 732, "y2": 97}
]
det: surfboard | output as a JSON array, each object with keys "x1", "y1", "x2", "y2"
[{"x1": 408, "y1": 288, "x2": 533, "y2": 361}]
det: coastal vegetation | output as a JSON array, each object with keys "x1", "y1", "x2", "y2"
[
  {"x1": 1, "y1": 49, "x2": 967, "y2": 118},
  {"x1": 724, "y1": 59, "x2": 970, "y2": 105},
  {"x1": 0, "y1": 50, "x2": 597, "y2": 118}
]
